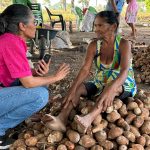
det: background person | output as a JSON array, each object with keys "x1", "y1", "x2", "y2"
[
  {"x1": 106, "y1": 0, "x2": 125, "y2": 19},
  {"x1": 106, "y1": 0, "x2": 125, "y2": 33},
  {"x1": 125, "y1": 0, "x2": 138, "y2": 38}
]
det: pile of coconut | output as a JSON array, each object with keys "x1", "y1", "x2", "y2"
[
  {"x1": 9, "y1": 89, "x2": 150, "y2": 150},
  {"x1": 133, "y1": 45, "x2": 150, "y2": 84}
]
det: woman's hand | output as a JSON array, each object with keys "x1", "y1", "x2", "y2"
[
  {"x1": 97, "y1": 84, "x2": 118, "y2": 112},
  {"x1": 55, "y1": 63, "x2": 70, "y2": 81},
  {"x1": 35, "y1": 59, "x2": 50, "y2": 76},
  {"x1": 62, "y1": 87, "x2": 76, "y2": 108}
]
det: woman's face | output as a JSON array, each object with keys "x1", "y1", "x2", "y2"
[
  {"x1": 20, "y1": 14, "x2": 37, "y2": 39},
  {"x1": 94, "y1": 16, "x2": 115, "y2": 39}
]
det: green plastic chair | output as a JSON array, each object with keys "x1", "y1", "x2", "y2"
[
  {"x1": 45, "y1": 6, "x2": 66, "y2": 30},
  {"x1": 75, "y1": 6, "x2": 83, "y2": 31},
  {"x1": 28, "y1": 3, "x2": 43, "y2": 27},
  {"x1": 13, "y1": 0, "x2": 31, "y2": 6},
  {"x1": 88, "y1": 6, "x2": 97, "y2": 15}
]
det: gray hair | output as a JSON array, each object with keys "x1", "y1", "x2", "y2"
[{"x1": 0, "y1": 4, "x2": 32, "y2": 35}]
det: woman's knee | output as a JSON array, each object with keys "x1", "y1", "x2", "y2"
[
  {"x1": 78, "y1": 84, "x2": 87, "y2": 96},
  {"x1": 34, "y1": 87, "x2": 49, "y2": 106}
]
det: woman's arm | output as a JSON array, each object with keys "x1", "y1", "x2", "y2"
[
  {"x1": 63, "y1": 41, "x2": 97, "y2": 107},
  {"x1": 69, "y1": 41, "x2": 97, "y2": 91},
  {"x1": 110, "y1": 0, "x2": 118, "y2": 13},
  {"x1": 19, "y1": 63, "x2": 70, "y2": 88}
]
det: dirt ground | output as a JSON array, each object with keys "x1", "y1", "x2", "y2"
[{"x1": 45, "y1": 26, "x2": 150, "y2": 96}]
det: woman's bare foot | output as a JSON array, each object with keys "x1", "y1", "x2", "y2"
[
  {"x1": 29, "y1": 113, "x2": 43, "y2": 122},
  {"x1": 41, "y1": 114, "x2": 66, "y2": 132},
  {"x1": 130, "y1": 31, "x2": 134, "y2": 36},
  {"x1": 130, "y1": 28, "x2": 137, "y2": 38},
  {"x1": 41, "y1": 114, "x2": 53, "y2": 122},
  {"x1": 74, "y1": 115, "x2": 92, "y2": 133},
  {"x1": 127, "y1": 34, "x2": 136, "y2": 41},
  {"x1": 135, "y1": 28, "x2": 137, "y2": 35}
]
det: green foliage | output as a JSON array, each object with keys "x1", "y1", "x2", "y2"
[
  {"x1": 0, "y1": 0, "x2": 12, "y2": 12},
  {"x1": 137, "y1": 0, "x2": 145, "y2": 2},
  {"x1": 42, "y1": 0, "x2": 51, "y2": 7},
  {"x1": 137, "y1": 12, "x2": 150, "y2": 23},
  {"x1": 145, "y1": 0, "x2": 150, "y2": 11}
]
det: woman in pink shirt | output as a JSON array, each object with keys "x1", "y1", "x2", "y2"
[
  {"x1": 0, "y1": 4, "x2": 70, "y2": 149},
  {"x1": 125, "y1": 0, "x2": 138, "y2": 38}
]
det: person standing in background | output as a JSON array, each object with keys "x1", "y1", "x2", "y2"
[
  {"x1": 106, "y1": 0, "x2": 125, "y2": 21},
  {"x1": 125, "y1": 0, "x2": 138, "y2": 38}
]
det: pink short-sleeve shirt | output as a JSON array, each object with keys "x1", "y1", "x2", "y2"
[{"x1": 0, "y1": 33, "x2": 32, "y2": 87}]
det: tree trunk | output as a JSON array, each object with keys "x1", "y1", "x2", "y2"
[
  {"x1": 63, "y1": 0, "x2": 66, "y2": 11},
  {"x1": 71, "y1": 0, "x2": 74, "y2": 9}
]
